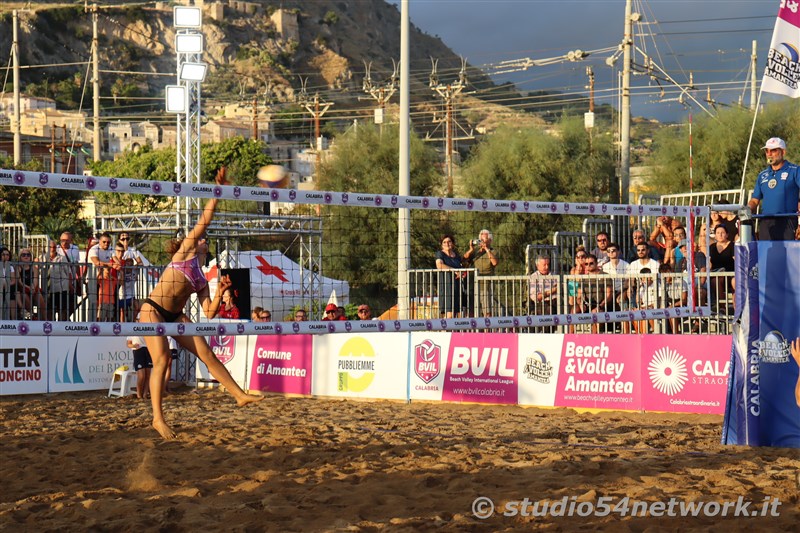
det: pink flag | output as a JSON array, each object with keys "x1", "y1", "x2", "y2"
[{"x1": 762, "y1": 1, "x2": 800, "y2": 97}]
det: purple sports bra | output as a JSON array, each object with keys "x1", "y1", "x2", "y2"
[{"x1": 167, "y1": 256, "x2": 208, "y2": 293}]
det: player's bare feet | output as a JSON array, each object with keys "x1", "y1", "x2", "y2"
[
  {"x1": 236, "y1": 393, "x2": 265, "y2": 407},
  {"x1": 153, "y1": 420, "x2": 177, "y2": 440}
]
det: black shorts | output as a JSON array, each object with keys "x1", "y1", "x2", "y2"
[
  {"x1": 133, "y1": 347, "x2": 153, "y2": 370},
  {"x1": 142, "y1": 298, "x2": 183, "y2": 323},
  {"x1": 757, "y1": 216, "x2": 798, "y2": 241}
]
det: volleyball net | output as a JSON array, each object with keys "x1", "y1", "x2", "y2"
[{"x1": 0, "y1": 168, "x2": 714, "y2": 337}]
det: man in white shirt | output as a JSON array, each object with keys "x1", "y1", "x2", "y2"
[
  {"x1": 57, "y1": 231, "x2": 82, "y2": 318},
  {"x1": 88, "y1": 233, "x2": 113, "y2": 321},
  {"x1": 601, "y1": 243, "x2": 629, "y2": 312}
]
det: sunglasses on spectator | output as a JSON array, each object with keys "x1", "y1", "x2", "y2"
[
  {"x1": 325, "y1": 310, "x2": 336, "y2": 314},
  {"x1": 20, "y1": 253, "x2": 31, "y2": 257},
  {"x1": 260, "y1": 314, "x2": 270, "y2": 319},
  {"x1": 358, "y1": 309, "x2": 370, "y2": 313},
  {"x1": 119, "y1": 237, "x2": 129, "y2": 241}
]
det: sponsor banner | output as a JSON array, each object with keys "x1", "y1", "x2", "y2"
[
  {"x1": 517, "y1": 334, "x2": 564, "y2": 407},
  {"x1": 408, "y1": 332, "x2": 451, "y2": 401},
  {"x1": 641, "y1": 336, "x2": 731, "y2": 414},
  {"x1": 0, "y1": 337, "x2": 48, "y2": 395},
  {"x1": 197, "y1": 333, "x2": 249, "y2": 388},
  {"x1": 312, "y1": 333, "x2": 408, "y2": 400},
  {"x1": 248, "y1": 335, "x2": 313, "y2": 395},
  {"x1": 555, "y1": 335, "x2": 640, "y2": 410},
  {"x1": 48, "y1": 337, "x2": 133, "y2": 393},
  {"x1": 441, "y1": 332, "x2": 518, "y2": 404}
]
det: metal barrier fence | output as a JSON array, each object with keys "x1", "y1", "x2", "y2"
[
  {"x1": 407, "y1": 269, "x2": 735, "y2": 335},
  {"x1": 0, "y1": 260, "x2": 162, "y2": 322}
]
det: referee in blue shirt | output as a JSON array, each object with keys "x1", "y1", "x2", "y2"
[{"x1": 747, "y1": 137, "x2": 800, "y2": 240}]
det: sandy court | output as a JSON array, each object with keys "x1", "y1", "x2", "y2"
[{"x1": 0, "y1": 389, "x2": 797, "y2": 531}]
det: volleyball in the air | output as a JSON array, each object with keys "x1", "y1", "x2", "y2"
[{"x1": 257, "y1": 164, "x2": 289, "y2": 189}]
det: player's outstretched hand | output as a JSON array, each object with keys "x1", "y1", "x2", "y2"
[{"x1": 215, "y1": 166, "x2": 229, "y2": 187}]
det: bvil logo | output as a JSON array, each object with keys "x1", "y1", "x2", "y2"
[
  {"x1": 640, "y1": 310, "x2": 647, "y2": 320},
  {"x1": 638, "y1": 205, "x2": 645, "y2": 214},
  {"x1": 39, "y1": 172, "x2": 49, "y2": 185},
  {"x1": 345, "y1": 321, "x2": 352, "y2": 332},
  {"x1": 523, "y1": 201, "x2": 530, "y2": 211},
  {"x1": 237, "y1": 323, "x2": 246, "y2": 334},
  {"x1": 481, "y1": 200, "x2": 488, "y2": 210},
  {"x1": 109, "y1": 178, "x2": 118, "y2": 190},
  {"x1": 391, "y1": 195, "x2": 398, "y2": 206},
  {"x1": 233, "y1": 186, "x2": 241, "y2": 198},
  {"x1": 292, "y1": 322, "x2": 300, "y2": 333},
  {"x1": 210, "y1": 335, "x2": 235, "y2": 364},
  {"x1": 177, "y1": 323, "x2": 185, "y2": 335},
  {"x1": 342, "y1": 193, "x2": 349, "y2": 203},
  {"x1": 526, "y1": 316, "x2": 533, "y2": 326},
  {"x1": 55, "y1": 342, "x2": 85, "y2": 384},
  {"x1": 604, "y1": 312, "x2": 610, "y2": 323},
  {"x1": 43, "y1": 322, "x2": 53, "y2": 335},
  {"x1": 675, "y1": 308, "x2": 681, "y2": 317},
  {"x1": 523, "y1": 351, "x2": 553, "y2": 384},
  {"x1": 438, "y1": 198, "x2": 445, "y2": 208},
  {"x1": 672, "y1": 206, "x2": 679, "y2": 215},
  {"x1": 749, "y1": 265, "x2": 759, "y2": 280},
  {"x1": 602, "y1": 204, "x2": 608, "y2": 213},
  {"x1": 566, "y1": 315, "x2": 573, "y2": 324},
  {"x1": 414, "y1": 339, "x2": 441, "y2": 383},
  {"x1": 113, "y1": 323, "x2": 122, "y2": 335},
  {"x1": 423, "y1": 197, "x2": 430, "y2": 208},
  {"x1": 648, "y1": 347, "x2": 688, "y2": 396},
  {"x1": 564, "y1": 204, "x2": 570, "y2": 213},
  {"x1": 394, "y1": 320, "x2": 402, "y2": 331},
  {"x1": 440, "y1": 319, "x2": 448, "y2": 330},
  {"x1": 173, "y1": 183, "x2": 182, "y2": 194},
  {"x1": 484, "y1": 317, "x2": 491, "y2": 328}
]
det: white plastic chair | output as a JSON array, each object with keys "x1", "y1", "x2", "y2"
[{"x1": 108, "y1": 365, "x2": 137, "y2": 397}]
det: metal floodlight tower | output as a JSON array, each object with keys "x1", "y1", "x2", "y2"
[{"x1": 173, "y1": 6, "x2": 205, "y2": 236}]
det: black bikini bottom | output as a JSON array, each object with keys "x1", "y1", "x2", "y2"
[{"x1": 142, "y1": 298, "x2": 183, "y2": 323}]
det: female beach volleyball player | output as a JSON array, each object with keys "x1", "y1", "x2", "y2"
[{"x1": 140, "y1": 167, "x2": 263, "y2": 439}]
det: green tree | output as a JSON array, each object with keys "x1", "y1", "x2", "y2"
[
  {"x1": 0, "y1": 156, "x2": 87, "y2": 237},
  {"x1": 459, "y1": 117, "x2": 616, "y2": 272},
  {"x1": 647, "y1": 101, "x2": 800, "y2": 195},
  {"x1": 316, "y1": 124, "x2": 442, "y2": 290}
]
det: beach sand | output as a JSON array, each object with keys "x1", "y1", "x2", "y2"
[{"x1": 1, "y1": 389, "x2": 797, "y2": 531}]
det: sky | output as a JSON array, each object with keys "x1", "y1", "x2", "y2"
[{"x1": 390, "y1": 0, "x2": 781, "y2": 122}]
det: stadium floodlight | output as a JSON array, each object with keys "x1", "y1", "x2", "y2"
[
  {"x1": 176, "y1": 33, "x2": 204, "y2": 54},
  {"x1": 165, "y1": 85, "x2": 187, "y2": 113},
  {"x1": 179, "y1": 62, "x2": 208, "y2": 82},
  {"x1": 174, "y1": 6, "x2": 202, "y2": 28}
]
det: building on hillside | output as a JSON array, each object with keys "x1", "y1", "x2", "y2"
[
  {"x1": 271, "y1": 8, "x2": 299, "y2": 42},
  {"x1": 106, "y1": 121, "x2": 160, "y2": 155},
  {"x1": 202, "y1": 119, "x2": 251, "y2": 143},
  {"x1": 0, "y1": 95, "x2": 57, "y2": 118},
  {"x1": 19, "y1": 109, "x2": 89, "y2": 142}
]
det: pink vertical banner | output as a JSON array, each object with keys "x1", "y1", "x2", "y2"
[
  {"x1": 555, "y1": 335, "x2": 641, "y2": 410},
  {"x1": 248, "y1": 335, "x2": 313, "y2": 395},
  {"x1": 442, "y1": 332, "x2": 518, "y2": 404},
  {"x1": 641, "y1": 335, "x2": 731, "y2": 414}
]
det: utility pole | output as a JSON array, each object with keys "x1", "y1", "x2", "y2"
[
  {"x1": 252, "y1": 93, "x2": 259, "y2": 140},
  {"x1": 620, "y1": 0, "x2": 635, "y2": 204},
  {"x1": 91, "y1": 3, "x2": 101, "y2": 161},
  {"x1": 298, "y1": 78, "x2": 332, "y2": 172},
  {"x1": 428, "y1": 58, "x2": 473, "y2": 197},
  {"x1": 751, "y1": 40, "x2": 757, "y2": 111},
  {"x1": 362, "y1": 60, "x2": 397, "y2": 134},
  {"x1": 585, "y1": 66, "x2": 595, "y2": 154},
  {"x1": 12, "y1": 10, "x2": 21, "y2": 165}
]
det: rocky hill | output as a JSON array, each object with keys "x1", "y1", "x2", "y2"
[{"x1": 0, "y1": 1, "x2": 542, "y2": 134}]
